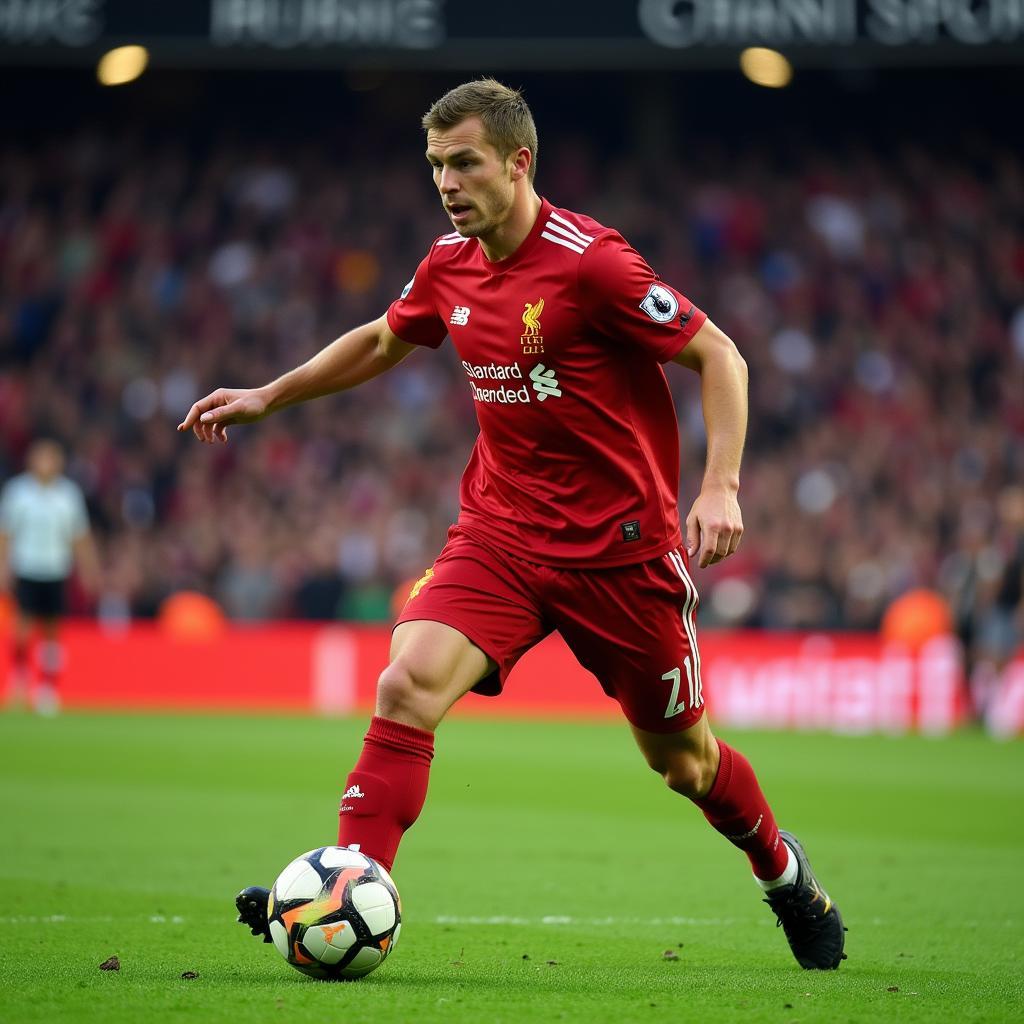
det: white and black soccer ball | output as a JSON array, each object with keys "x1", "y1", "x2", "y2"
[{"x1": 267, "y1": 846, "x2": 401, "y2": 980}]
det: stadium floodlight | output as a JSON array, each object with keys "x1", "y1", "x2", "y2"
[
  {"x1": 739, "y1": 47, "x2": 793, "y2": 89},
  {"x1": 96, "y1": 45, "x2": 149, "y2": 87}
]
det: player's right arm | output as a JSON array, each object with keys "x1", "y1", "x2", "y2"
[
  {"x1": 0, "y1": 484, "x2": 13, "y2": 592},
  {"x1": 177, "y1": 315, "x2": 415, "y2": 444}
]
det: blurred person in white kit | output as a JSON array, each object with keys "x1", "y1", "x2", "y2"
[{"x1": 0, "y1": 439, "x2": 101, "y2": 714}]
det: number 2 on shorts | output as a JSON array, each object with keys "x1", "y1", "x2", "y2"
[{"x1": 661, "y1": 658, "x2": 701, "y2": 719}]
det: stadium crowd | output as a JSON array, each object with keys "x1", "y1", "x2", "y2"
[{"x1": 1, "y1": 120, "x2": 1022, "y2": 634}]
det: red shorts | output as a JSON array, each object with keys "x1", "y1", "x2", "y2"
[{"x1": 395, "y1": 526, "x2": 705, "y2": 733}]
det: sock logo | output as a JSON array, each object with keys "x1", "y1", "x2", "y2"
[
  {"x1": 340, "y1": 783, "x2": 366, "y2": 813},
  {"x1": 724, "y1": 814, "x2": 763, "y2": 842}
]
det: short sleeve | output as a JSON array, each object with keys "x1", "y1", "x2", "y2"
[
  {"x1": 578, "y1": 233, "x2": 707, "y2": 363},
  {"x1": 386, "y1": 252, "x2": 447, "y2": 350}
]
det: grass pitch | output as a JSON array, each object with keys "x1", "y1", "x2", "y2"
[{"x1": 0, "y1": 712, "x2": 1021, "y2": 1024}]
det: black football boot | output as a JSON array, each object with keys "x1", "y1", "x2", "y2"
[
  {"x1": 763, "y1": 831, "x2": 847, "y2": 969},
  {"x1": 235, "y1": 886, "x2": 272, "y2": 943}
]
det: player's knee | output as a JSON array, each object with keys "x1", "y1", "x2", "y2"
[{"x1": 375, "y1": 659, "x2": 446, "y2": 728}]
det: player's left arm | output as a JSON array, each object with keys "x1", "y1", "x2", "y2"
[
  {"x1": 0, "y1": 487, "x2": 10, "y2": 592},
  {"x1": 671, "y1": 319, "x2": 749, "y2": 569},
  {"x1": 69, "y1": 488, "x2": 102, "y2": 597},
  {"x1": 72, "y1": 531, "x2": 102, "y2": 598},
  {"x1": 0, "y1": 532, "x2": 8, "y2": 594},
  {"x1": 577, "y1": 235, "x2": 747, "y2": 567}
]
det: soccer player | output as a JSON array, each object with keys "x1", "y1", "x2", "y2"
[
  {"x1": 179, "y1": 80, "x2": 846, "y2": 970},
  {"x1": 0, "y1": 438, "x2": 100, "y2": 715}
]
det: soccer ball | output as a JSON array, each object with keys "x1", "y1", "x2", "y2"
[{"x1": 267, "y1": 846, "x2": 401, "y2": 980}]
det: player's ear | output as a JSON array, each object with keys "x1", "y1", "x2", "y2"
[{"x1": 509, "y1": 147, "x2": 531, "y2": 182}]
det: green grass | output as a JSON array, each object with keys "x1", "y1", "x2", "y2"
[{"x1": 0, "y1": 713, "x2": 1021, "y2": 1023}]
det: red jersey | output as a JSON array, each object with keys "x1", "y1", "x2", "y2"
[{"x1": 386, "y1": 197, "x2": 707, "y2": 568}]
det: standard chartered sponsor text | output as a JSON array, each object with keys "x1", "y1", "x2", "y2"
[
  {"x1": 470, "y1": 382, "x2": 532, "y2": 403},
  {"x1": 462, "y1": 360, "x2": 524, "y2": 380},
  {"x1": 463, "y1": 361, "x2": 530, "y2": 403},
  {"x1": 462, "y1": 360, "x2": 564, "y2": 404}
]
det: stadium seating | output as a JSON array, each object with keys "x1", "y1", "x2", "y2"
[{"x1": 1, "y1": 129, "x2": 1021, "y2": 637}]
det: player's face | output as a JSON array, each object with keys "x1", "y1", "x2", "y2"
[
  {"x1": 28, "y1": 442, "x2": 63, "y2": 481},
  {"x1": 426, "y1": 117, "x2": 517, "y2": 238}
]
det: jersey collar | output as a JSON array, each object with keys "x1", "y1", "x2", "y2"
[{"x1": 477, "y1": 197, "x2": 552, "y2": 276}]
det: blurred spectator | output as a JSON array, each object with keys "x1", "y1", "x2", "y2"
[
  {"x1": 292, "y1": 528, "x2": 346, "y2": 621},
  {"x1": 950, "y1": 486, "x2": 1024, "y2": 714}
]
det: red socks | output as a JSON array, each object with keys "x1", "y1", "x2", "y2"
[
  {"x1": 694, "y1": 739, "x2": 789, "y2": 880},
  {"x1": 336, "y1": 721, "x2": 785, "y2": 883},
  {"x1": 337, "y1": 716, "x2": 434, "y2": 872}
]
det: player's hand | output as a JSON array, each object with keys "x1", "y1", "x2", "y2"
[
  {"x1": 177, "y1": 388, "x2": 270, "y2": 444},
  {"x1": 685, "y1": 484, "x2": 743, "y2": 569}
]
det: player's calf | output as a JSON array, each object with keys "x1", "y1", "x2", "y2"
[
  {"x1": 633, "y1": 715, "x2": 720, "y2": 800},
  {"x1": 656, "y1": 748, "x2": 719, "y2": 800},
  {"x1": 336, "y1": 715, "x2": 434, "y2": 871}
]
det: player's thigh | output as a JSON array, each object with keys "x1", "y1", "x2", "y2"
[
  {"x1": 384, "y1": 527, "x2": 548, "y2": 726},
  {"x1": 552, "y1": 546, "x2": 706, "y2": 733},
  {"x1": 383, "y1": 618, "x2": 496, "y2": 713},
  {"x1": 15, "y1": 578, "x2": 64, "y2": 623}
]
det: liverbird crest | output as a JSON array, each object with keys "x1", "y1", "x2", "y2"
[{"x1": 522, "y1": 298, "x2": 544, "y2": 336}]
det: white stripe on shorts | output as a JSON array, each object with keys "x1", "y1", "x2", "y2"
[{"x1": 665, "y1": 549, "x2": 703, "y2": 703}]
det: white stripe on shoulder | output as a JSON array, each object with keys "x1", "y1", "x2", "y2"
[
  {"x1": 543, "y1": 220, "x2": 593, "y2": 249},
  {"x1": 548, "y1": 210, "x2": 595, "y2": 243},
  {"x1": 540, "y1": 230, "x2": 586, "y2": 255}
]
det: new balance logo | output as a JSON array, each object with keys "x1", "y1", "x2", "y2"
[
  {"x1": 342, "y1": 785, "x2": 365, "y2": 800},
  {"x1": 530, "y1": 363, "x2": 562, "y2": 401},
  {"x1": 450, "y1": 305, "x2": 471, "y2": 326}
]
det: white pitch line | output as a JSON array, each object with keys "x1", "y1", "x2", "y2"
[
  {"x1": 0, "y1": 915, "x2": 185, "y2": 925},
  {"x1": 432, "y1": 915, "x2": 738, "y2": 927},
  {"x1": 0, "y1": 913, "x2": 727, "y2": 928}
]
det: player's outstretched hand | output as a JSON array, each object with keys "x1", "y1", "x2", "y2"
[
  {"x1": 177, "y1": 388, "x2": 270, "y2": 444},
  {"x1": 685, "y1": 485, "x2": 743, "y2": 569}
]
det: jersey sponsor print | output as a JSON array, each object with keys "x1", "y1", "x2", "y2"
[{"x1": 387, "y1": 199, "x2": 707, "y2": 567}]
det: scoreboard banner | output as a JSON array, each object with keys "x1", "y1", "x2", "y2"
[
  {"x1": 2, "y1": 619, "x2": 1010, "y2": 735},
  {"x1": 1, "y1": 0, "x2": 1022, "y2": 69}
]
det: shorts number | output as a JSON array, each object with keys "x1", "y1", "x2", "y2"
[{"x1": 661, "y1": 658, "x2": 701, "y2": 719}]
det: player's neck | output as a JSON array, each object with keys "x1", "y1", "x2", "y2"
[{"x1": 477, "y1": 191, "x2": 542, "y2": 264}]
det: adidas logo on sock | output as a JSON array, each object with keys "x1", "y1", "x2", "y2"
[{"x1": 342, "y1": 784, "x2": 365, "y2": 800}]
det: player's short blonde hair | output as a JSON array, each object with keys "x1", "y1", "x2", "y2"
[{"x1": 422, "y1": 78, "x2": 539, "y2": 183}]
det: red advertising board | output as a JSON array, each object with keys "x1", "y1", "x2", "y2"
[{"x1": 0, "y1": 621, "x2": 994, "y2": 734}]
